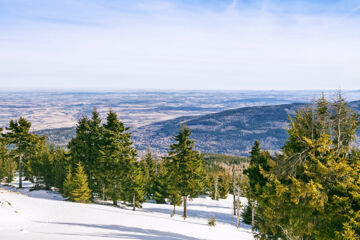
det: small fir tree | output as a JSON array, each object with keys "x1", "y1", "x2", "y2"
[{"x1": 64, "y1": 163, "x2": 91, "y2": 203}]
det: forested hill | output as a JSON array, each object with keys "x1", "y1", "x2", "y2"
[{"x1": 35, "y1": 100, "x2": 360, "y2": 156}]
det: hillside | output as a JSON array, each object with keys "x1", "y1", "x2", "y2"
[
  {"x1": 35, "y1": 101, "x2": 360, "y2": 156},
  {"x1": 0, "y1": 181, "x2": 253, "y2": 240}
]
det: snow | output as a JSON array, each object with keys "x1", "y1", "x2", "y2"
[{"x1": 0, "y1": 180, "x2": 253, "y2": 240}]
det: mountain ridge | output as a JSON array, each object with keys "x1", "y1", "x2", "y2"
[{"x1": 35, "y1": 100, "x2": 360, "y2": 156}]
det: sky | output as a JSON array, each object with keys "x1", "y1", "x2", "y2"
[{"x1": 0, "y1": 0, "x2": 359, "y2": 90}]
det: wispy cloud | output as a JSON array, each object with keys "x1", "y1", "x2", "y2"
[{"x1": 0, "y1": 0, "x2": 359, "y2": 90}]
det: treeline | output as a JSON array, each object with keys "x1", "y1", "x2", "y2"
[
  {"x1": 0, "y1": 109, "x2": 241, "y2": 219},
  {"x1": 243, "y1": 93, "x2": 360, "y2": 239}
]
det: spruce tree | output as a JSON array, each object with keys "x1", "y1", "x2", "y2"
[
  {"x1": 68, "y1": 108, "x2": 103, "y2": 194},
  {"x1": 64, "y1": 162, "x2": 91, "y2": 203},
  {"x1": 0, "y1": 129, "x2": 16, "y2": 183},
  {"x1": 152, "y1": 161, "x2": 169, "y2": 204},
  {"x1": 140, "y1": 148, "x2": 156, "y2": 199},
  {"x1": 123, "y1": 161, "x2": 146, "y2": 211},
  {"x1": 100, "y1": 110, "x2": 137, "y2": 205},
  {"x1": 2, "y1": 117, "x2": 45, "y2": 188},
  {"x1": 251, "y1": 94, "x2": 360, "y2": 239},
  {"x1": 63, "y1": 166, "x2": 74, "y2": 198},
  {"x1": 167, "y1": 126, "x2": 205, "y2": 219},
  {"x1": 218, "y1": 173, "x2": 231, "y2": 199}
]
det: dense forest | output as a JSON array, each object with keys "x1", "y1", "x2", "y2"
[
  {"x1": 1, "y1": 93, "x2": 360, "y2": 239},
  {"x1": 0, "y1": 109, "x2": 241, "y2": 219}
]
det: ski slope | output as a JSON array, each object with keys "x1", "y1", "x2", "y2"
[{"x1": 0, "y1": 181, "x2": 254, "y2": 240}]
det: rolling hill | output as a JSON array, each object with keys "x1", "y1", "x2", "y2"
[{"x1": 35, "y1": 101, "x2": 360, "y2": 156}]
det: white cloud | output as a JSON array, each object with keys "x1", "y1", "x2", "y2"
[{"x1": 0, "y1": 0, "x2": 360, "y2": 90}]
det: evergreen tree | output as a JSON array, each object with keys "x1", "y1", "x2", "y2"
[
  {"x1": 2, "y1": 117, "x2": 45, "y2": 188},
  {"x1": 63, "y1": 166, "x2": 74, "y2": 198},
  {"x1": 218, "y1": 173, "x2": 231, "y2": 199},
  {"x1": 0, "y1": 129, "x2": 16, "y2": 182},
  {"x1": 152, "y1": 161, "x2": 169, "y2": 204},
  {"x1": 68, "y1": 108, "x2": 103, "y2": 194},
  {"x1": 140, "y1": 148, "x2": 156, "y2": 199},
  {"x1": 167, "y1": 126, "x2": 205, "y2": 219},
  {"x1": 100, "y1": 110, "x2": 137, "y2": 205},
  {"x1": 251, "y1": 94, "x2": 360, "y2": 239},
  {"x1": 122, "y1": 161, "x2": 146, "y2": 211},
  {"x1": 64, "y1": 162, "x2": 91, "y2": 203}
]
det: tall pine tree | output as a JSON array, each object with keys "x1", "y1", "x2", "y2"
[
  {"x1": 100, "y1": 110, "x2": 137, "y2": 205},
  {"x1": 167, "y1": 126, "x2": 205, "y2": 219}
]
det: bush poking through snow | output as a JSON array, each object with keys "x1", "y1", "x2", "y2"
[{"x1": 208, "y1": 216, "x2": 216, "y2": 226}]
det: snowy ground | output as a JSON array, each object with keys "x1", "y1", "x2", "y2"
[{"x1": 0, "y1": 180, "x2": 254, "y2": 240}]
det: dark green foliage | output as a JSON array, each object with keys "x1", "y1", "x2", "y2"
[
  {"x1": 68, "y1": 108, "x2": 103, "y2": 194},
  {"x1": 241, "y1": 202, "x2": 252, "y2": 225},
  {"x1": 2, "y1": 117, "x2": 46, "y2": 188},
  {"x1": 0, "y1": 129, "x2": 16, "y2": 183},
  {"x1": 122, "y1": 161, "x2": 146, "y2": 210},
  {"x1": 140, "y1": 148, "x2": 156, "y2": 199},
  {"x1": 99, "y1": 110, "x2": 138, "y2": 206},
  {"x1": 166, "y1": 126, "x2": 206, "y2": 219},
  {"x1": 244, "y1": 141, "x2": 272, "y2": 197},
  {"x1": 151, "y1": 161, "x2": 169, "y2": 204}
]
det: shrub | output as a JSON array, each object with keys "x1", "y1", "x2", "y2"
[{"x1": 208, "y1": 216, "x2": 216, "y2": 226}]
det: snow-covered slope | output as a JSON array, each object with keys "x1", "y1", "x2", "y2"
[{"x1": 0, "y1": 183, "x2": 253, "y2": 240}]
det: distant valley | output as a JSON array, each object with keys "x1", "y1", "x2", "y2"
[
  {"x1": 2, "y1": 90, "x2": 360, "y2": 156},
  {"x1": 36, "y1": 100, "x2": 360, "y2": 156}
]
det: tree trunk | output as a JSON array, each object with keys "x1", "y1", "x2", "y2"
[
  {"x1": 236, "y1": 186, "x2": 241, "y2": 228},
  {"x1": 102, "y1": 183, "x2": 105, "y2": 201},
  {"x1": 132, "y1": 194, "x2": 136, "y2": 211},
  {"x1": 214, "y1": 176, "x2": 218, "y2": 200},
  {"x1": 113, "y1": 185, "x2": 117, "y2": 206},
  {"x1": 183, "y1": 196, "x2": 187, "y2": 219},
  {"x1": 232, "y1": 165, "x2": 236, "y2": 215},
  {"x1": 18, "y1": 154, "x2": 22, "y2": 189},
  {"x1": 171, "y1": 204, "x2": 176, "y2": 217},
  {"x1": 251, "y1": 201, "x2": 255, "y2": 231}
]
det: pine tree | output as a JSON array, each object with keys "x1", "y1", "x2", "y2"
[
  {"x1": 2, "y1": 117, "x2": 45, "y2": 188},
  {"x1": 166, "y1": 126, "x2": 206, "y2": 219},
  {"x1": 68, "y1": 108, "x2": 103, "y2": 194},
  {"x1": 0, "y1": 129, "x2": 16, "y2": 183},
  {"x1": 218, "y1": 173, "x2": 231, "y2": 199},
  {"x1": 123, "y1": 161, "x2": 146, "y2": 211},
  {"x1": 64, "y1": 162, "x2": 91, "y2": 203},
  {"x1": 140, "y1": 148, "x2": 156, "y2": 199},
  {"x1": 100, "y1": 110, "x2": 137, "y2": 205},
  {"x1": 251, "y1": 94, "x2": 360, "y2": 239},
  {"x1": 152, "y1": 161, "x2": 169, "y2": 204},
  {"x1": 63, "y1": 166, "x2": 74, "y2": 198}
]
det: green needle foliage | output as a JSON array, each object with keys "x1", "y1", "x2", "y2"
[
  {"x1": 166, "y1": 125, "x2": 206, "y2": 219},
  {"x1": 64, "y1": 162, "x2": 91, "y2": 203},
  {"x1": 245, "y1": 93, "x2": 360, "y2": 239},
  {"x1": 2, "y1": 117, "x2": 46, "y2": 188}
]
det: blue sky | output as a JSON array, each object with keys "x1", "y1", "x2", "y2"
[{"x1": 0, "y1": 0, "x2": 359, "y2": 90}]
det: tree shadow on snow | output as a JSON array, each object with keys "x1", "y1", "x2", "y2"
[
  {"x1": 143, "y1": 204, "x2": 235, "y2": 225},
  {"x1": 37, "y1": 221, "x2": 204, "y2": 240},
  {"x1": 142, "y1": 203, "x2": 252, "y2": 230}
]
